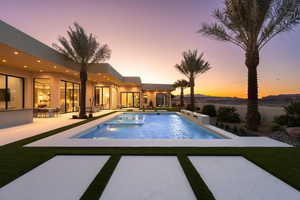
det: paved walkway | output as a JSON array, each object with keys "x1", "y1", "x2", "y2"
[
  {"x1": 190, "y1": 156, "x2": 300, "y2": 200},
  {"x1": 100, "y1": 156, "x2": 196, "y2": 200},
  {"x1": 0, "y1": 155, "x2": 299, "y2": 200},
  {"x1": 0, "y1": 156, "x2": 109, "y2": 200},
  {"x1": 0, "y1": 110, "x2": 112, "y2": 146}
]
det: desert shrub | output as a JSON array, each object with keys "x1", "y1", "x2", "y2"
[
  {"x1": 217, "y1": 106, "x2": 241, "y2": 123},
  {"x1": 232, "y1": 126, "x2": 238, "y2": 133},
  {"x1": 271, "y1": 124, "x2": 284, "y2": 132},
  {"x1": 201, "y1": 105, "x2": 217, "y2": 117},
  {"x1": 273, "y1": 101, "x2": 300, "y2": 127},
  {"x1": 224, "y1": 124, "x2": 230, "y2": 130},
  {"x1": 273, "y1": 115, "x2": 289, "y2": 126},
  {"x1": 239, "y1": 127, "x2": 246, "y2": 135},
  {"x1": 186, "y1": 104, "x2": 193, "y2": 111}
]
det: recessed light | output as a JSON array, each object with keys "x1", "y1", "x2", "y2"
[
  {"x1": 14, "y1": 51, "x2": 19, "y2": 55},
  {"x1": 24, "y1": 65, "x2": 28, "y2": 68},
  {"x1": 37, "y1": 60, "x2": 41, "y2": 63},
  {"x1": 2, "y1": 59, "x2": 6, "y2": 63}
]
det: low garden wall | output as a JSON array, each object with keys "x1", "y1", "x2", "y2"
[{"x1": 195, "y1": 103, "x2": 285, "y2": 123}]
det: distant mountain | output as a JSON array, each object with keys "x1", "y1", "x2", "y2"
[
  {"x1": 262, "y1": 94, "x2": 300, "y2": 100},
  {"x1": 173, "y1": 93, "x2": 300, "y2": 106}
]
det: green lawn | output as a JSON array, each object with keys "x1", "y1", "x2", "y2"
[{"x1": 0, "y1": 111, "x2": 299, "y2": 200}]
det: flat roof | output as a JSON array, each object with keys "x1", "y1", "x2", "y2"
[
  {"x1": 142, "y1": 83, "x2": 174, "y2": 91},
  {"x1": 0, "y1": 20, "x2": 171, "y2": 88}
]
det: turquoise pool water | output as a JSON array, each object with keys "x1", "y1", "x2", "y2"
[{"x1": 76, "y1": 113, "x2": 224, "y2": 139}]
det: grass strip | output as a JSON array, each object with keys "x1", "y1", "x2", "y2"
[
  {"x1": 178, "y1": 154, "x2": 215, "y2": 200},
  {"x1": 80, "y1": 155, "x2": 121, "y2": 200}
]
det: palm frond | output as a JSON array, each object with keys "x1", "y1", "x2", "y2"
[
  {"x1": 52, "y1": 22, "x2": 111, "y2": 65},
  {"x1": 173, "y1": 79, "x2": 190, "y2": 88},
  {"x1": 199, "y1": 0, "x2": 300, "y2": 51},
  {"x1": 174, "y1": 49, "x2": 211, "y2": 80}
]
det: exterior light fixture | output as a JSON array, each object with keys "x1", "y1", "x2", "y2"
[
  {"x1": 40, "y1": 69, "x2": 43, "y2": 72},
  {"x1": 37, "y1": 60, "x2": 41, "y2": 63},
  {"x1": 2, "y1": 59, "x2": 7, "y2": 63},
  {"x1": 24, "y1": 65, "x2": 28, "y2": 68},
  {"x1": 53, "y1": 65, "x2": 57, "y2": 68},
  {"x1": 14, "y1": 51, "x2": 19, "y2": 55}
]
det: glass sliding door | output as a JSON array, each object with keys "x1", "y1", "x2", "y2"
[
  {"x1": 0, "y1": 74, "x2": 24, "y2": 110},
  {"x1": 94, "y1": 86, "x2": 110, "y2": 109},
  {"x1": 34, "y1": 78, "x2": 51, "y2": 108},
  {"x1": 60, "y1": 81, "x2": 80, "y2": 113},
  {"x1": 156, "y1": 93, "x2": 169, "y2": 107},
  {"x1": 121, "y1": 92, "x2": 127, "y2": 108},
  {"x1": 120, "y1": 92, "x2": 140, "y2": 108},
  {"x1": 134, "y1": 93, "x2": 140, "y2": 108},
  {"x1": 74, "y1": 84, "x2": 80, "y2": 112},
  {"x1": 60, "y1": 81, "x2": 66, "y2": 112},
  {"x1": 66, "y1": 82, "x2": 73, "y2": 112},
  {"x1": 0, "y1": 75, "x2": 6, "y2": 110}
]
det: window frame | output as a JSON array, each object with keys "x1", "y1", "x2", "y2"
[
  {"x1": 0, "y1": 73, "x2": 24, "y2": 110},
  {"x1": 60, "y1": 80, "x2": 80, "y2": 113}
]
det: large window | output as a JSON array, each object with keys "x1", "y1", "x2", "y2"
[
  {"x1": 34, "y1": 78, "x2": 51, "y2": 108},
  {"x1": 60, "y1": 81, "x2": 80, "y2": 113},
  {"x1": 0, "y1": 74, "x2": 24, "y2": 110},
  {"x1": 121, "y1": 92, "x2": 140, "y2": 108},
  {"x1": 156, "y1": 93, "x2": 169, "y2": 107},
  {"x1": 95, "y1": 86, "x2": 110, "y2": 109}
]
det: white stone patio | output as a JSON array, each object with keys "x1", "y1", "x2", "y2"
[
  {"x1": 189, "y1": 156, "x2": 300, "y2": 200},
  {"x1": 0, "y1": 156, "x2": 109, "y2": 200},
  {"x1": 0, "y1": 110, "x2": 112, "y2": 146},
  {"x1": 100, "y1": 156, "x2": 196, "y2": 200}
]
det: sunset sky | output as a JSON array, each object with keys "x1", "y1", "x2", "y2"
[{"x1": 1, "y1": 0, "x2": 299, "y2": 98}]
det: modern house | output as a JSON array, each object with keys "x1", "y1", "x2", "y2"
[{"x1": 0, "y1": 20, "x2": 173, "y2": 127}]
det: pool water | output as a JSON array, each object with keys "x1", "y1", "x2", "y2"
[{"x1": 76, "y1": 113, "x2": 224, "y2": 139}]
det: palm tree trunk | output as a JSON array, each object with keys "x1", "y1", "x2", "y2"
[
  {"x1": 245, "y1": 48, "x2": 260, "y2": 131},
  {"x1": 190, "y1": 76, "x2": 195, "y2": 111},
  {"x1": 180, "y1": 87, "x2": 184, "y2": 108},
  {"x1": 79, "y1": 68, "x2": 87, "y2": 118}
]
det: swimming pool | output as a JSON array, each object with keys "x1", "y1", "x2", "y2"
[{"x1": 76, "y1": 113, "x2": 224, "y2": 139}]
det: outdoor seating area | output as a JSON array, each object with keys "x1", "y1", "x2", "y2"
[{"x1": 33, "y1": 108, "x2": 60, "y2": 118}]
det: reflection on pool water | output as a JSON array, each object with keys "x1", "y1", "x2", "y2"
[{"x1": 76, "y1": 113, "x2": 224, "y2": 139}]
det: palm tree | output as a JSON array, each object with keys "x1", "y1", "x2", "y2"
[
  {"x1": 53, "y1": 23, "x2": 111, "y2": 118},
  {"x1": 175, "y1": 50, "x2": 211, "y2": 111},
  {"x1": 198, "y1": 0, "x2": 300, "y2": 130},
  {"x1": 173, "y1": 79, "x2": 190, "y2": 108}
]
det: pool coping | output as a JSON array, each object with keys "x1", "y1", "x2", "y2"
[{"x1": 25, "y1": 112, "x2": 291, "y2": 147}]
